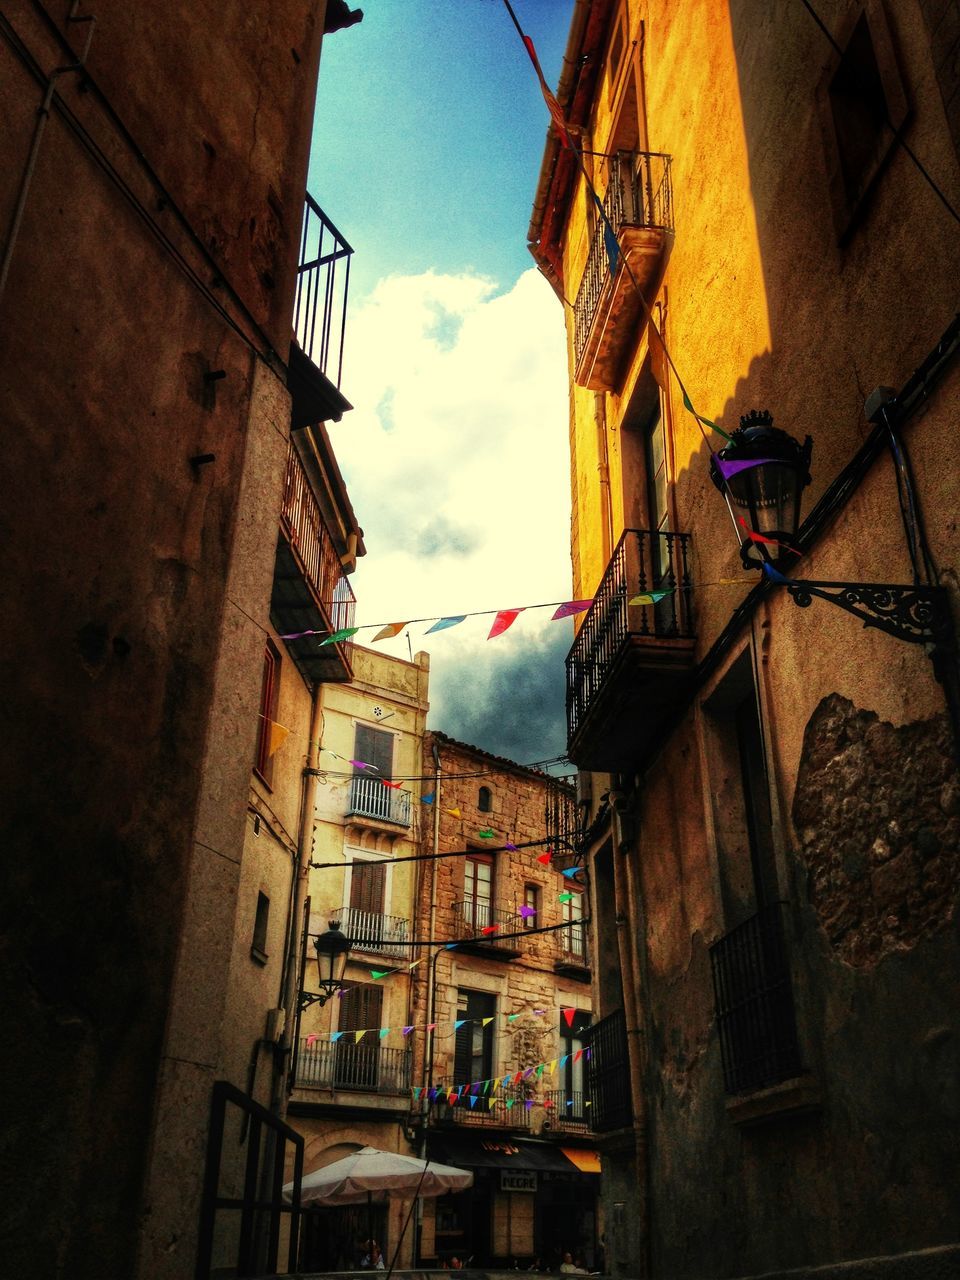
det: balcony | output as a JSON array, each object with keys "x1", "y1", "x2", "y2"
[
  {"x1": 566, "y1": 529, "x2": 695, "y2": 771},
  {"x1": 544, "y1": 780, "x2": 582, "y2": 870},
  {"x1": 584, "y1": 1008, "x2": 632, "y2": 1133},
  {"x1": 434, "y1": 1087, "x2": 532, "y2": 1130},
  {"x1": 554, "y1": 922, "x2": 590, "y2": 981},
  {"x1": 347, "y1": 775, "x2": 412, "y2": 828},
  {"x1": 271, "y1": 442, "x2": 356, "y2": 684},
  {"x1": 288, "y1": 194, "x2": 353, "y2": 428},
  {"x1": 295, "y1": 1038, "x2": 411, "y2": 1094},
  {"x1": 337, "y1": 905, "x2": 410, "y2": 961},
  {"x1": 573, "y1": 151, "x2": 673, "y2": 391},
  {"x1": 449, "y1": 901, "x2": 523, "y2": 959},
  {"x1": 710, "y1": 902, "x2": 803, "y2": 1096},
  {"x1": 542, "y1": 1089, "x2": 589, "y2": 1130}
]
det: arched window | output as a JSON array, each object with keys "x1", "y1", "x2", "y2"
[{"x1": 478, "y1": 786, "x2": 492, "y2": 812}]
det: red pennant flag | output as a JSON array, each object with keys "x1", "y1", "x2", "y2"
[
  {"x1": 488, "y1": 608, "x2": 524, "y2": 639},
  {"x1": 481, "y1": 925, "x2": 499, "y2": 936},
  {"x1": 562, "y1": 1007, "x2": 575, "y2": 1029},
  {"x1": 382, "y1": 780, "x2": 403, "y2": 790},
  {"x1": 573, "y1": 1049, "x2": 583, "y2": 1062},
  {"x1": 537, "y1": 850, "x2": 552, "y2": 864}
]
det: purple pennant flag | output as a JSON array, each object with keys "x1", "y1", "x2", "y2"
[
  {"x1": 278, "y1": 627, "x2": 324, "y2": 640},
  {"x1": 525, "y1": 1099, "x2": 534, "y2": 1110},
  {"x1": 551, "y1": 599, "x2": 593, "y2": 620},
  {"x1": 713, "y1": 456, "x2": 776, "y2": 481},
  {"x1": 524, "y1": 1067, "x2": 535, "y2": 1079},
  {"x1": 505, "y1": 841, "x2": 518, "y2": 851}
]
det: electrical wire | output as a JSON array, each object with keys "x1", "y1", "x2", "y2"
[{"x1": 309, "y1": 834, "x2": 582, "y2": 870}]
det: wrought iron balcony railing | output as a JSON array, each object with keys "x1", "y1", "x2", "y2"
[
  {"x1": 567, "y1": 528, "x2": 694, "y2": 744},
  {"x1": 542, "y1": 1089, "x2": 588, "y2": 1128},
  {"x1": 295, "y1": 194, "x2": 352, "y2": 390},
  {"x1": 543, "y1": 778, "x2": 582, "y2": 866},
  {"x1": 584, "y1": 1008, "x2": 632, "y2": 1133},
  {"x1": 450, "y1": 901, "x2": 522, "y2": 949},
  {"x1": 557, "y1": 921, "x2": 588, "y2": 967},
  {"x1": 710, "y1": 902, "x2": 803, "y2": 1096},
  {"x1": 280, "y1": 443, "x2": 356, "y2": 632},
  {"x1": 434, "y1": 1086, "x2": 532, "y2": 1129},
  {"x1": 337, "y1": 905, "x2": 410, "y2": 960},
  {"x1": 573, "y1": 150, "x2": 673, "y2": 370},
  {"x1": 295, "y1": 1039, "x2": 411, "y2": 1094},
  {"x1": 347, "y1": 774, "x2": 412, "y2": 827}
]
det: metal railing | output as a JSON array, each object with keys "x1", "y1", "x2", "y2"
[
  {"x1": 280, "y1": 443, "x2": 356, "y2": 631},
  {"x1": 544, "y1": 778, "x2": 582, "y2": 863},
  {"x1": 450, "y1": 900, "x2": 521, "y2": 948},
  {"x1": 294, "y1": 194, "x2": 352, "y2": 387},
  {"x1": 543, "y1": 1089, "x2": 588, "y2": 1126},
  {"x1": 558, "y1": 921, "x2": 588, "y2": 966},
  {"x1": 347, "y1": 775, "x2": 412, "y2": 827},
  {"x1": 295, "y1": 1039, "x2": 411, "y2": 1094},
  {"x1": 574, "y1": 150, "x2": 673, "y2": 364},
  {"x1": 710, "y1": 902, "x2": 803, "y2": 1095},
  {"x1": 435, "y1": 1086, "x2": 532, "y2": 1129},
  {"x1": 566, "y1": 528, "x2": 693, "y2": 740},
  {"x1": 337, "y1": 905, "x2": 410, "y2": 960},
  {"x1": 584, "y1": 1008, "x2": 632, "y2": 1132}
]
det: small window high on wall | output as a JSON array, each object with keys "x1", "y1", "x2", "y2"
[
  {"x1": 478, "y1": 785, "x2": 492, "y2": 812},
  {"x1": 254, "y1": 641, "x2": 281, "y2": 785}
]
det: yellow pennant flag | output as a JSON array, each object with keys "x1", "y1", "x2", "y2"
[
  {"x1": 481, "y1": 1017, "x2": 494, "y2": 1027},
  {"x1": 549, "y1": 1058, "x2": 558, "y2": 1075},
  {"x1": 355, "y1": 1029, "x2": 366, "y2": 1043},
  {"x1": 266, "y1": 721, "x2": 290, "y2": 757},
  {"x1": 446, "y1": 807, "x2": 461, "y2": 818},
  {"x1": 408, "y1": 958, "x2": 423, "y2": 971},
  {"x1": 491, "y1": 1077, "x2": 499, "y2": 1095}
]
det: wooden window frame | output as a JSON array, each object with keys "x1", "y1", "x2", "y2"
[{"x1": 254, "y1": 640, "x2": 281, "y2": 787}]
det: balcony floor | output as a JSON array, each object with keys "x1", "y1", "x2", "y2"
[{"x1": 270, "y1": 535, "x2": 353, "y2": 684}]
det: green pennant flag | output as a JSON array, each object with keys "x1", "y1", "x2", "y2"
[{"x1": 320, "y1": 627, "x2": 361, "y2": 647}]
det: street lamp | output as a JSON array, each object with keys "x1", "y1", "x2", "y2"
[
  {"x1": 300, "y1": 920, "x2": 352, "y2": 1011},
  {"x1": 708, "y1": 401, "x2": 959, "y2": 747}
]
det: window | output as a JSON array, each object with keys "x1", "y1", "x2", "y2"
[
  {"x1": 561, "y1": 887, "x2": 585, "y2": 960},
  {"x1": 353, "y1": 723, "x2": 394, "y2": 779},
  {"x1": 348, "y1": 859, "x2": 387, "y2": 950},
  {"x1": 523, "y1": 883, "x2": 539, "y2": 929},
  {"x1": 454, "y1": 990, "x2": 496, "y2": 1091},
  {"x1": 251, "y1": 891, "x2": 270, "y2": 963},
  {"x1": 336, "y1": 982, "x2": 383, "y2": 1089},
  {"x1": 478, "y1": 785, "x2": 492, "y2": 813},
  {"x1": 463, "y1": 853, "x2": 493, "y2": 931},
  {"x1": 606, "y1": 7, "x2": 628, "y2": 105},
  {"x1": 254, "y1": 641, "x2": 281, "y2": 784},
  {"x1": 817, "y1": 1, "x2": 909, "y2": 238},
  {"x1": 560, "y1": 1009, "x2": 592, "y2": 1113}
]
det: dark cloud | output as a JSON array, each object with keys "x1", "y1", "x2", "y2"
[
  {"x1": 415, "y1": 515, "x2": 483, "y2": 558},
  {"x1": 429, "y1": 623, "x2": 572, "y2": 764}
]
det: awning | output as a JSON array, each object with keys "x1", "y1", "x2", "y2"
[
  {"x1": 560, "y1": 1147, "x2": 601, "y2": 1174},
  {"x1": 427, "y1": 1134, "x2": 600, "y2": 1176}
]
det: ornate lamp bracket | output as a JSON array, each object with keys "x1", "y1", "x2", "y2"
[
  {"x1": 298, "y1": 988, "x2": 333, "y2": 1013},
  {"x1": 784, "y1": 579, "x2": 954, "y2": 650}
]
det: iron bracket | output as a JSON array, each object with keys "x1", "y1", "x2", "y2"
[{"x1": 784, "y1": 580, "x2": 952, "y2": 648}]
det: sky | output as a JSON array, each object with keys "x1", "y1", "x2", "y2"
[{"x1": 308, "y1": 0, "x2": 576, "y2": 766}]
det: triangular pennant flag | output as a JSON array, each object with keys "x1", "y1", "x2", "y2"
[
  {"x1": 483, "y1": 1078, "x2": 491, "y2": 1094},
  {"x1": 381, "y1": 779, "x2": 403, "y2": 789},
  {"x1": 566, "y1": 1099, "x2": 574, "y2": 1107},
  {"x1": 762, "y1": 560, "x2": 791, "y2": 585},
  {"x1": 355, "y1": 1030, "x2": 366, "y2": 1043},
  {"x1": 445, "y1": 943, "x2": 458, "y2": 950},
  {"x1": 681, "y1": 391, "x2": 734, "y2": 442},
  {"x1": 537, "y1": 851, "x2": 552, "y2": 865},
  {"x1": 521, "y1": 35, "x2": 573, "y2": 148},
  {"x1": 524, "y1": 1067, "x2": 535, "y2": 1079},
  {"x1": 408, "y1": 960, "x2": 423, "y2": 971},
  {"x1": 713, "y1": 456, "x2": 776, "y2": 480},
  {"x1": 536, "y1": 1064, "x2": 544, "y2": 1077},
  {"x1": 481, "y1": 1017, "x2": 494, "y2": 1027},
  {"x1": 379, "y1": 1028, "x2": 390, "y2": 1040},
  {"x1": 305, "y1": 1033, "x2": 318, "y2": 1048},
  {"x1": 426, "y1": 616, "x2": 466, "y2": 634},
  {"x1": 477, "y1": 828, "x2": 495, "y2": 839},
  {"x1": 559, "y1": 1054, "x2": 569, "y2": 1068},
  {"x1": 544, "y1": 1097, "x2": 554, "y2": 1108},
  {"x1": 488, "y1": 608, "x2": 524, "y2": 639},
  {"x1": 573, "y1": 1049, "x2": 583, "y2": 1062},
  {"x1": 491, "y1": 1077, "x2": 499, "y2": 1094},
  {"x1": 349, "y1": 759, "x2": 372, "y2": 771},
  {"x1": 320, "y1": 627, "x2": 360, "y2": 646},
  {"x1": 448, "y1": 1091, "x2": 458, "y2": 1105},
  {"x1": 505, "y1": 1098, "x2": 515, "y2": 1110},
  {"x1": 372, "y1": 621, "x2": 409, "y2": 642},
  {"x1": 558, "y1": 892, "x2": 574, "y2": 903},
  {"x1": 518, "y1": 905, "x2": 536, "y2": 919},
  {"x1": 370, "y1": 970, "x2": 390, "y2": 980},
  {"x1": 402, "y1": 1026, "x2": 414, "y2": 1036},
  {"x1": 525, "y1": 1098, "x2": 534, "y2": 1110},
  {"x1": 549, "y1": 1058, "x2": 557, "y2": 1075},
  {"x1": 427, "y1": 1023, "x2": 437, "y2": 1031},
  {"x1": 469, "y1": 1094, "x2": 478, "y2": 1108},
  {"x1": 481, "y1": 925, "x2": 499, "y2": 935},
  {"x1": 562, "y1": 1007, "x2": 576, "y2": 1028},
  {"x1": 455, "y1": 1020, "x2": 467, "y2": 1030},
  {"x1": 502, "y1": 1075, "x2": 511, "y2": 1088},
  {"x1": 266, "y1": 721, "x2": 289, "y2": 757},
  {"x1": 446, "y1": 808, "x2": 461, "y2": 818},
  {"x1": 628, "y1": 590, "x2": 673, "y2": 606},
  {"x1": 738, "y1": 515, "x2": 796, "y2": 551},
  {"x1": 561, "y1": 867, "x2": 582, "y2": 879},
  {"x1": 507, "y1": 1013, "x2": 520, "y2": 1023},
  {"x1": 585, "y1": 1047, "x2": 592, "y2": 1060},
  {"x1": 552, "y1": 599, "x2": 593, "y2": 620},
  {"x1": 505, "y1": 842, "x2": 518, "y2": 851},
  {"x1": 412, "y1": 1086, "x2": 422, "y2": 1100},
  {"x1": 533, "y1": 1009, "x2": 546, "y2": 1016},
  {"x1": 330, "y1": 1031, "x2": 343, "y2": 1042},
  {"x1": 513, "y1": 1070, "x2": 524, "y2": 1084},
  {"x1": 421, "y1": 793, "x2": 435, "y2": 805}
]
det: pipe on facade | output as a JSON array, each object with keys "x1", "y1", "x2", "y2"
[
  {"x1": 596, "y1": 392, "x2": 614, "y2": 566},
  {"x1": 611, "y1": 804, "x2": 651, "y2": 1280}
]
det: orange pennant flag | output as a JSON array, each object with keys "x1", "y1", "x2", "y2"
[
  {"x1": 373, "y1": 621, "x2": 409, "y2": 642},
  {"x1": 446, "y1": 807, "x2": 461, "y2": 818},
  {"x1": 266, "y1": 721, "x2": 290, "y2": 757}
]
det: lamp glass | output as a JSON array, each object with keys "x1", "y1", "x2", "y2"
[{"x1": 314, "y1": 921, "x2": 351, "y2": 996}]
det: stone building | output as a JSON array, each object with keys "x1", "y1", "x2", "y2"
[
  {"x1": 528, "y1": 1, "x2": 960, "y2": 1278},
  {"x1": 0, "y1": 2, "x2": 363, "y2": 1277},
  {"x1": 412, "y1": 733, "x2": 600, "y2": 1270},
  {"x1": 286, "y1": 645, "x2": 431, "y2": 1272}
]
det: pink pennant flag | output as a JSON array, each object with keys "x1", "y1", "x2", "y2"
[
  {"x1": 488, "y1": 608, "x2": 524, "y2": 639},
  {"x1": 551, "y1": 599, "x2": 593, "y2": 620},
  {"x1": 305, "y1": 1033, "x2": 318, "y2": 1047},
  {"x1": 562, "y1": 1007, "x2": 576, "y2": 1029},
  {"x1": 427, "y1": 1023, "x2": 437, "y2": 1031},
  {"x1": 373, "y1": 621, "x2": 409, "y2": 642}
]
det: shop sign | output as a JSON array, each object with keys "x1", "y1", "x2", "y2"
[{"x1": 500, "y1": 1170, "x2": 537, "y2": 1193}]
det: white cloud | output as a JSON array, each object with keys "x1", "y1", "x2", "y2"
[{"x1": 329, "y1": 267, "x2": 573, "y2": 755}]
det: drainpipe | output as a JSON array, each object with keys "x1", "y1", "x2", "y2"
[
  {"x1": 0, "y1": 5, "x2": 96, "y2": 308},
  {"x1": 415, "y1": 742, "x2": 442, "y2": 1263},
  {"x1": 610, "y1": 800, "x2": 650, "y2": 1280},
  {"x1": 274, "y1": 681, "x2": 325, "y2": 1116},
  {"x1": 596, "y1": 393, "x2": 614, "y2": 565}
]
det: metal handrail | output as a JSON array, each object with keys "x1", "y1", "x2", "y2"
[
  {"x1": 280, "y1": 443, "x2": 356, "y2": 631},
  {"x1": 336, "y1": 905, "x2": 410, "y2": 959},
  {"x1": 295, "y1": 1039, "x2": 411, "y2": 1094},
  {"x1": 347, "y1": 775, "x2": 412, "y2": 827},
  {"x1": 294, "y1": 193, "x2": 353, "y2": 387}
]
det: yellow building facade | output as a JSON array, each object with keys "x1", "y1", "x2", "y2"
[{"x1": 530, "y1": 2, "x2": 960, "y2": 1278}]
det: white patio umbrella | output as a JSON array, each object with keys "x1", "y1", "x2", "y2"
[{"x1": 284, "y1": 1145, "x2": 474, "y2": 1262}]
